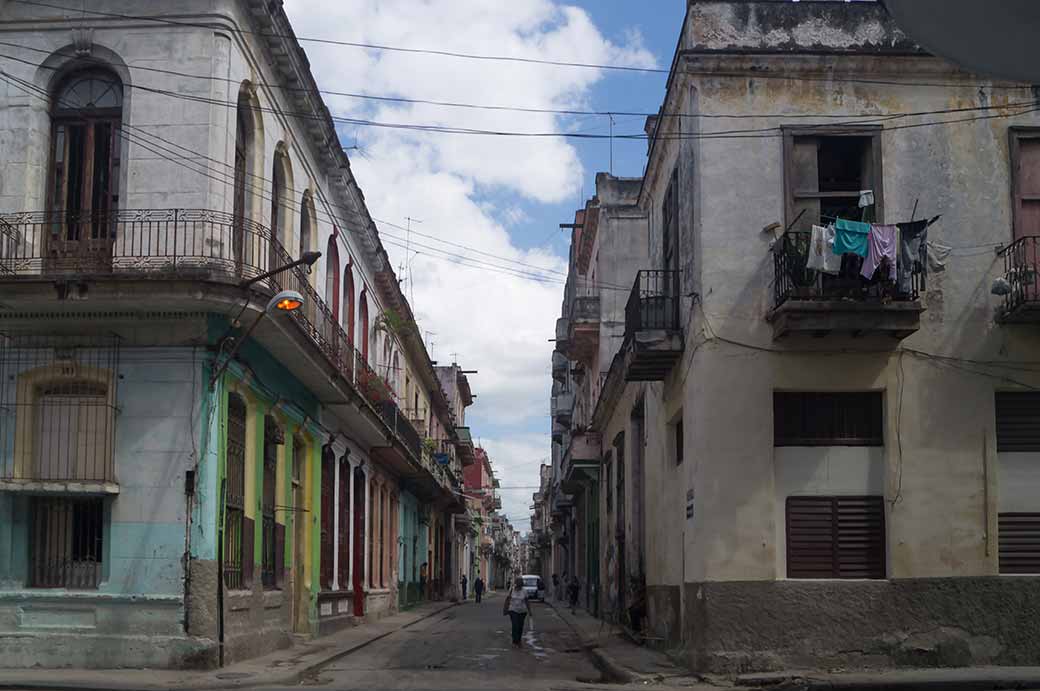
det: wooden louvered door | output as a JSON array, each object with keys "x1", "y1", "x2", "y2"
[
  {"x1": 786, "y1": 496, "x2": 886, "y2": 579},
  {"x1": 995, "y1": 392, "x2": 1040, "y2": 574}
]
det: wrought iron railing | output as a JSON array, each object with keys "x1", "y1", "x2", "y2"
[
  {"x1": 0, "y1": 209, "x2": 424, "y2": 464},
  {"x1": 773, "y1": 230, "x2": 925, "y2": 309},
  {"x1": 999, "y1": 236, "x2": 1040, "y2": 316},
  {"x1": 624, "y1": 269, "x2": 681, "y2": 336}
]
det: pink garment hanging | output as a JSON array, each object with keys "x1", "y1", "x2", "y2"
[{"x1": 861, "y1": 224, "x2": 899, "y2": 281}]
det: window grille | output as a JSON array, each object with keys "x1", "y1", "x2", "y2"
[
  {"x1": 30, "y1": 496, "x2": 104, "y2": 589},
  {"x1": 224, "y1": 393, "x2": 246, "y2": 590},
  {"x1": 774, "y1": 392, "x2": 883, "y2": 447},
  {"x1": 261, "y1": 416, "x2": 281, "y2": 589}
]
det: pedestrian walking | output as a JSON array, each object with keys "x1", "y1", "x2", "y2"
[
  {"x1": 474, "y1": 575, "x2": 485, "y2": 603},
  {"x1": 460, "y1": 574, "x2": 468, "y2": 601},
  {"x1": 502, "y1": 577, "x2": 531, "y2": 648},
  {"x1": 551, "y1": 573, "x2": 559, "y2": 601},
  {"x1": 568, "y1": 575, "x2": 580, "y2": 613}
]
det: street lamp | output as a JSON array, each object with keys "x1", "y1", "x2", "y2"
[{"x1": 209, "y1": 289, "x2": 306, "y2": 389}]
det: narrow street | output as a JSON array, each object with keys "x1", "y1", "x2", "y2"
[{"x1": 289, "y1": 595, "x2": 601, "y2": 691}]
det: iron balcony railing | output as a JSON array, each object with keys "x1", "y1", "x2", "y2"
[
  {"x1": 999, "y1": 236, "x2": 1040, "y2": 316},
  {"x1": 624, "y1": 269, "x2": 681, "y2": 336},
  {"x1": 0, "y1": 209, "x2": 424, "y2": 464},
  {"x1": 773, "y1": 229, "x2": 925, "y2": 309}
]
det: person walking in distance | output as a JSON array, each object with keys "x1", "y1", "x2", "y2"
[
  {"x1": 474, "y1": 575, "x2": 485, "y2": 603},
  {"x1": 460, "y1": 574, "x2": 468, "y2": 601},
  {"x1": 551, "y1": 573, "x2": 559, "y2": 601},
  {"x1": 503, "y1": 577, "x2": 531, "y2": 648},
  {"x1": 568, "y1": 574, "x2": 581, "y2": 613}
]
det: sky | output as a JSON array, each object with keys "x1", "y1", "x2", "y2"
[{"x1": 283, "y1": 0, "x2": 685, "y2": 531}]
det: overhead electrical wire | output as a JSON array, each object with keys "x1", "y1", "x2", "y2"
[
  {"x1": 0, "y1": 71, "x2": 600, "y2": 290},
  {"x1": 11, "y1": 0, "x2": 670, "y2": 75}
]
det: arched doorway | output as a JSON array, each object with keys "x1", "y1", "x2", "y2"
[{"x1": 352, "y1": 465, "x2": 366, "y2": 616}]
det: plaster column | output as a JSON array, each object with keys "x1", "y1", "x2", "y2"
[
  {"x1": 347, "y1": 457, "x2": 357, "y2": 589},
  {"x1": 332, "y1": 456, "x2": 340, "y2": 591},
  {"x1": 363, "y1": 464, "x2": 371, "y2": 589}
]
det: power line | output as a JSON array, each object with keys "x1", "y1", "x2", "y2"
[
  {"x1": 6, "y1": 39, "x2": 1029, "y2": 123},
  {"x1": 11, "y1": 0, "x2": 669, "y2": 74}
]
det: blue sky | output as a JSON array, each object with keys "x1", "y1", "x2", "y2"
[{"x1": 286, "y1": 0, "x2": 686, "y2": 529}]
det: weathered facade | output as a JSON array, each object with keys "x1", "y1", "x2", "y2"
[
  {"x1": 0, "y1": 0, "x2": 468, "y2": 669},
  {"x1": 548, "y1": 0, "x2": 1040, "y2": 674}
]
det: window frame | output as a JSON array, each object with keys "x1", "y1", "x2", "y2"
[
  {"x1": 782, "y1": 125, "x2": 884, "y2": 231},
  {"x1": 261, "y1": 415, "x2": 282, "y2": 590},
  {"x1": 1009, "y1": 127, "x2": 1040, "y2": 241},
  {"x1": 786, "y1": 495, "x2": 886, "y2": 580},
  {"x1": 774, "y1": 391, "x2": 884, "y2": 447},
  {"x1": 224, "y1": 392, "x2": 248, "y2": 590},
  {"x1": 29, "y1": 495, "x2": 105, "y2": 589}
]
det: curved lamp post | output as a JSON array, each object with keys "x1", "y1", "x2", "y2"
[{"x1": 208, "y1": 288, "x2": 306, "y2": 389}]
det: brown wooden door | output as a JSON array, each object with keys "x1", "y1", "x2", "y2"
[{"x1": 48, "y1": 118, "x2": 119, "y2": 272}]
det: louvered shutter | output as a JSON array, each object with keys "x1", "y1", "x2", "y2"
[
  {"x1": 995, "y1": 392, "x2": 1040, "y2": 451},
  {"x1": 787, "y1": 496, "x2": 886, "y2": 579},
  {"x1": 999, "y1": 513, "x2": 1040, "y2": 574},
  {"x1": 786, "y1": 135, "x2": 820, "y2": 233}
]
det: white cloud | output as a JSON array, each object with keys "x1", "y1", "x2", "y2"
[
  {"x1": 283, "y1": 0, "x2": 655, "y2": 530},
  {"x1": 479, "y1": 434, "x2": 550, "y2": 526}
]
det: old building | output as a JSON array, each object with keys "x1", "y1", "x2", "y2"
[
  {"x1": 549, "y1": 0, "x2": 1040, "y2": 673},
  {"x1": 0, "y1": 0, "x2": 464, "y2": 669}
]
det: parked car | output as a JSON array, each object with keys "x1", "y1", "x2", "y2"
[{"x1": 521, "y1": 575, "x2": 545, "y2": 601}]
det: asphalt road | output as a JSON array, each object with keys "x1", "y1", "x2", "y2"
[{"x1": 291, "y1": 594, "x2": 604, "y2": 691}]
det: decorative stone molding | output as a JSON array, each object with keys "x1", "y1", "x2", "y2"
[{"x1": 71, "y1": 28, "x2": 94, "y2": 57}]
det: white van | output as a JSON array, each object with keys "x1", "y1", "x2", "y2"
[{"x1": 521, "y1": 574, "x2": 545, "y2": 601}]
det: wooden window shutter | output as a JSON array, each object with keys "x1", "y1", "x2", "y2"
[
  {"x1": 999, "y1": 513, "x2": 1040, "y2": 574},
  {"x1": 1011, "y1": 129, "x2": 1040, "y2": 240},
  {"x1": 786, "y1": 496, "x2": 885, "y2": 579},
  {"x1": 319, "y1": 447, "x2": 334, "y2": 590},
  {"x1": 995, "y1": 391, "x2": 1040, "y2": 452},
  {"x1": 774, "y1": 392, "x2": 883, "y2": 447},
  {"x1": 785, "y1": 134, "x2": 820, "y2": 233}
]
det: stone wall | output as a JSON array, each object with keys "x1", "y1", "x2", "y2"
[{"x1": 685, "y1": 578, "x2": 1040, "y2": 673}]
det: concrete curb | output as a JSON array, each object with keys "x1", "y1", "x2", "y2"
[
  {"x1": 544, "y1": 599, "x2": 634, "y2": 685},
  {"x1": 0, "y1": 601, "x2": 459, "y2": 691},
  {"x1": 738, "y1": 668, "x2": 1040, "y2": 691}
]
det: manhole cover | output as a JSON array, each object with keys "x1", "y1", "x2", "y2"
[{"x1": 215, "y1": 672, "x2": 253, "y2": 680}]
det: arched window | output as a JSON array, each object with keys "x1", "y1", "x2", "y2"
[
  {"x1": 225, "y1": 393, "x2": 247, "y2": 589},
  {"x1": 325, "y1": 235, "x2": 340, "y2": 322},
  {"x1": 299, "y1": 190, "x2": 315, "y2": 260},
  {"x1": 359, "y1": 289, "x2": 370, "y2": 362},
  {"x1": 344, "y1": 261, "x2": 356, "y2": 345},
  {"x1": 270, "y1": 145, "x2": 294, "y2": 272},
  {"x1": 49, "y1": 69, "x2": 123, "y2": 264},
  {"x1": 233, "y1": 83, "x2": 262, "y2": 266}
]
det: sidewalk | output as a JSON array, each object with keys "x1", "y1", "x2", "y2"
[
  {"x1": 548, "y1": 600, "x2": 1040, "y2": 691},
  {"x1": 545, "y1": 598, "x2": 702, "y2": 687},
  {"x1": 0, "y1": 600, "x2": 457, "y2": 691}
]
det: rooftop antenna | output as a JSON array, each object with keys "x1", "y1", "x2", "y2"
[{"x1": 405, "y1": 216, "x2": 423, "y2": 308}]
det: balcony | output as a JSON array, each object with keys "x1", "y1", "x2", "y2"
[
  {"x1": 566, "y1": 295, "x2": 601, "y2": 366},
  {"x1": 561, "y1": 430, "x2": 601, "y2": 494},
  {"x1": 551, "y1": 391, "x2": 575, "y2": 424},
  {"x1": 622, "y1": 270, "x2": 684, "y2": 381},
  {"x1": 998, "y1": 236, "x2": 1040, "y2": 323},
  {"x1": 552, "y1": 421, "x2": 566, "y2": 444},
  {"x1": 0, "y1": 209, "x2": 423, "y2": 467},
  {"x1": 555, "y1": 317, "x2": 570, "y2": 353},
  {"x1": 769, "y1": 230, "x2": 924, "y2": 340},
  {"x1": 454, "y1": 426, "x2": 475, "y2": 466},
  {"x1": 551, "y1": 351, "x2": 569, "y2": 382}
]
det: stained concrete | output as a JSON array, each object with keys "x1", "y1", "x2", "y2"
[{"x1": 685, "y1": 578, "x2": 1040, "y2": 673}]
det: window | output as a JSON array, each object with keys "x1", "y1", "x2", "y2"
[
  {"x1": 662, "y1": 167, "x2": 679, "y2": 275},
  {"x1": 233, "y1": 83, "x2": 261, "y2": 266},
  {"x1": 672, "y1": 412, "x2": 684, "y2": 466},
  {"x1": 261, "y1": 416, "x2": 282, "y2": 589},
  {"x1": 30, "y1": 496, "x2": 104, "y2": 588},
  {"x1": 33, "y1": 380, "x2": 114, "y2": 481},
  {"x1": 774, "y1": 392, "x2": 883, "y2": 447},
  {"x1": 320, "y1": 445, "x2": 335, "y2": 590},
  {"x1": 224, "y1": 393, "x2": 247, "y2": 589},
  {"x1": 1010, "y1": 129, "x2": 1040, "y2": 241},
  {"x1": 604, "y1": 453, "x2": 613, "y2": 513},
  {"x1": 325, "y1": 236, "x2": 340, "y2": 322},
  {"x1": 299, "y1": 191, "x2": 314, "y2": 260},
  {"x1": 786, "y1": 496, "x2": 885, "y2": 579},
  {"x1": 344, "y1": 261, "x2": 355, "y2": 344},
  {"x1": 783, "y1": 127, "x2": 883, "y2": 232},
  {"x1": 359, "y1": 290, "x2": 370, "y2": 362},
  {"x1": 994, "y1": 392, "x2": 1040, "y2": 574},
  {"x1": 48, "y1": 69, "x2": 124, "y2": 269}
]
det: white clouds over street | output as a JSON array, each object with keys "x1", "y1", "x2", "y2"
[{"x1": 283, "y1": 0, "x2": 655, "y2": 525}]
